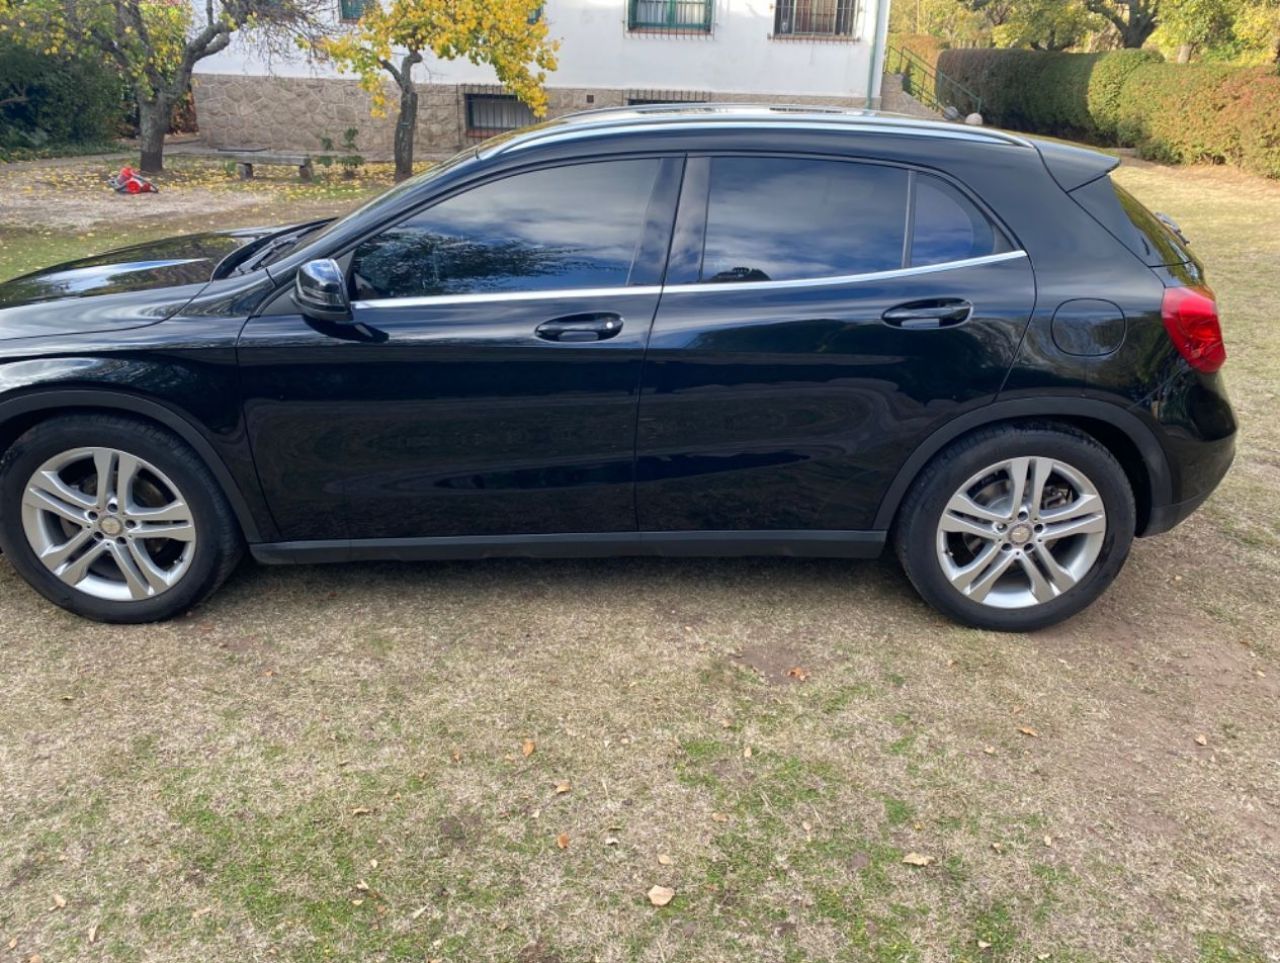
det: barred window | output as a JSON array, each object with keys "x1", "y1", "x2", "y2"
[
  {"x1": 628, "y1": 0, "x2": 713, "y2": 32},
  {"x1": 773, "y1": 0, "x2": 859, "y2": 37},
  {"x1": 464, "y1": 94, "x2": 536, "y2": 137},
  {"x1": 338, "y1": 0, "x2": 369, "y2": 22}
]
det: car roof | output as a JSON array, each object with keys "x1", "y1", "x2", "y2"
[{"x1": 478, "y1": 104, "x2": 1036, "y2": 159}]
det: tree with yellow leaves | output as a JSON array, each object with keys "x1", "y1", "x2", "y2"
[{"x1": 321, "y1": 0, "x2": 557, "y2": 181}]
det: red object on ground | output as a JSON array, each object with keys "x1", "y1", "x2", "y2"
[{"x1": 108, "y1": 166, "x2": 158, "y2": 195}]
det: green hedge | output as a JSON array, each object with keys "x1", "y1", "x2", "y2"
[
  {"x1": 934, "y1": 46, "x2": 1280, "y2": 178},
  {"x1": 0, "y1": 38, "x2": 126, "y2": 155}
]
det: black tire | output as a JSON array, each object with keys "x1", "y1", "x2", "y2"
[
  {"x1": 894, "y1": 422, "x2": 1135, "y2": 632},
  {"x1": 0, "y1": 414, "x2": 243, "y2": 623}
]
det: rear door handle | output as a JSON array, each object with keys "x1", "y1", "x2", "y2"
[
  {"x1": 882, "y1": 299, "x2": 973, "y2": 329},
  {"x1": 535, "y1": 313, "x2": 624, "y2": 342}
]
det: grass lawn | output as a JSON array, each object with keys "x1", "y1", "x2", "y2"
[{"x1": 0, "y1": 156, "x2": 1277, "y2": 963}]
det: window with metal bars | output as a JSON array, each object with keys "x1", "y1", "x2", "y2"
[
  {"x1": 627, "y1": 0, "x2": 713, "y2": 32},
  {"x1": 772, "y1": 0, "x2": 859, "y2": 37},
  {"x1": 464, "y1": 94, "x2": 536, "y2": 137},
  {"x1": 338, "y1": 0, "x2": 369, "y2": 22}
]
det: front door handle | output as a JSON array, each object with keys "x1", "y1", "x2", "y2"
[
  {"x1": 535, "y1": 313, "x2": 624, "y2": 343},
  {"x1": 882, "y1": 299, "x2": 973, "y2": 329}
]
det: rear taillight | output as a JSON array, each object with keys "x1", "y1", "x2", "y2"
[{"x1": 1162, "y1": 286, "x2": 1225, "y2": 374}]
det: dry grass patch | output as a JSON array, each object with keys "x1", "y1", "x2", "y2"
[{"x1": 0, "y1": 159, "x2": 1277, "y2": 963}]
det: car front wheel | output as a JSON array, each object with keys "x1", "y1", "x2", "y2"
[
  {"x1": 895, "y1": 424, "x2": 1136, "y2": 632},
  {"x1": 0, "y1": 414, "x2": 242, "y2": 623}
]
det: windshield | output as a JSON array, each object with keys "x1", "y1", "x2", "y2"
[{"x1": 292, "y1": 147, "x2": 480, "y2": 252}]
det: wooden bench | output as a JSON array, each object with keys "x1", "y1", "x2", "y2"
[{"x1": 219, "y1": 150, "x2": 314, "y2": 181}]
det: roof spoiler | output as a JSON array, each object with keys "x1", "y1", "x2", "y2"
[{"x1": 1033, "y1": 138, "x2": 1122, "y2": 193}]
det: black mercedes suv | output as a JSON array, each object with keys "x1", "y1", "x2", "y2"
[{"x1": 0, "y1": 106, "x2": 1235, "y2": 630}]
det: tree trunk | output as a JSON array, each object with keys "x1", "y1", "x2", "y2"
[
  {"x1": 137, "y1": 94, "x2": 172, "y2": 174},
  {"x1": 1176, "y1": 43, "x2": 1193, "y2": 64},
  {"x1": 394, "y1": 80, "x2": 418, "y2": 182}
]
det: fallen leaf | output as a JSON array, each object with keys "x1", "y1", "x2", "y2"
[
  {"x1": 1018, "y1": 727, "x2": 1039, "y2": 738},
  {"x1": 1195, "y1": 735, "x2": 1208, "y2": 747},
  {"x1": 1037, "y1": 954, "x2": 1051, "y2": 961},
  {"x1": 1043, "y1": 835, "x2": 1054, "y2": 847},
  {"x1": 978, "y1": 940, "x2": 992, "y2": 949},
  {"x1": 356, "y1": 880, "x2": 370, "y2": 891},
  {"x1": 87, "y1": 924, "x2": 98, "y2": 944},
  {"x1": 556, "y1": 833, "x2": 570, "y2": 850},
  {"x1": 451, "y1": 749, "x2": 462, "y2": 763},
  {"x1": 657, "y1": 853, "x2": 673, "y2": 865},
  {"x1": 902, "y1": 852, "x2": 934, "y2": 867},
  {"x1": 786, "y1": 666, "x2": 810, "y2": 681},
  {"x1": 983, "y1": 746, "x2": 996, "y2": 755},
  {"x1": 604, "y1": 836, "x2": 619, "y2": 846},
  {"x1": 369, "y1": 859, "x2": 378, "y2": 869},
  {"x1": 51, "y1": 893, "x2": 66, "y2": 910},
  {"x1": 991, "y1": 842, "x2": 1004, "y2": 853},
  {"x1": 554, "y1": 782, "x2": 571, "y2": 795},
  {"x1": 743, "y1": 746, "x2": 753, "y2": 759},
  {"x1": 191, "y1": 907, "x2": 213, "y2": 919},
  {"x1": 8, "y1": 938, "x2": 17, "y2": 950},
  {"x1": 522, "y1": 739, "x2": 536, "y2": 758},
  {"x1": 411, "y1": 905, "x2": 428, "y2": 921},
  {"x1": 29, "y1": 956, "x2": 43, "y2": 963},
  {"x1": 351, "y1": 806, "x2": 372, "y2": 816},
  {"x1": 711, "y1": 812, "x2": 730, "y2": 823},
  {"x1": 351, "y1": 898, "x2": 364, "y2": 907},
  {"x1": 647, "y1": 885, "x2": 675, "y2": 907}
]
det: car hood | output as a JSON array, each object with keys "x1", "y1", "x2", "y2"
[{"x1": 0, "y1": 228, "x2": 277, "y2": 311}]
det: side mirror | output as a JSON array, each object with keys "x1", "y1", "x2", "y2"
[{"x1": 293, "y1": 258, "x2": 352, "y2": 323}]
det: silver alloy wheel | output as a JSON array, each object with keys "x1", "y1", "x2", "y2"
[
  {"x1": 935, "y1": 456, "x2": 1107, "y2": 609},
  {"x1": 20, "y1": 446, "x2": 197, "y2": 602}
]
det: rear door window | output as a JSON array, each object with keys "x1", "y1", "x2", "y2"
[{"x1": 699, "y1": 157, "x2": 909, "y2": 283}]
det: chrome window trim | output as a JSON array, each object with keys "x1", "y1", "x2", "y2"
[
  {"x1": 354, "y1": 285, "x2": 664, "y2": 310},
  {"x1": 351, "y1": 251, "x2": 1027, "y2": 310}
]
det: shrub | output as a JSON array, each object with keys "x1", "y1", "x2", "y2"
[
  {"x1": 935, "y1": 46, "x2": 1280, "y2": 178},
  {"x1": 936, "y1": 48, "x2": 1099, "y2": 139},
  {"x1": 0, "y1": 38, "x2": 126, "y2": 151},
  {"x1": 1084, "y1": 48, "x2": 1163, "y2": 141},
  {"x1": 1116, "y1": 63, "x2": 1280, "y2": 177}
]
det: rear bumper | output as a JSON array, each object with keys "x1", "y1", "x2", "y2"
[{"x1": 1134, "y1": 368, "x2": 1237, "y2": 537}]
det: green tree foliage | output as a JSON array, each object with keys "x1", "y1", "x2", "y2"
[
  {"x1": 0, "y1": 0, "x2": 329, "y2": 172},
  {"x1": 989, "y1": 0, "x2": 1103, "y2": 50},
  {"x1": 0, "y1": 33, "x2": 124, "y2": 154}
]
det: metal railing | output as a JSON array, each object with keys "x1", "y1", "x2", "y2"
[
  {"x1": 885, "y1": 45, "x2": 984, "y2": 118},
  {"x1": 465, "y1": 94, "x2": 536, "y2": 137}
]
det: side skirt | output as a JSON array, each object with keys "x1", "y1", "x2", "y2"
[{"x1": 250, "y1": 530, "x2": 888, "y2": 565}]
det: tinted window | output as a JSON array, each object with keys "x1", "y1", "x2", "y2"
[
  {"x1": 350, "y1": 159, "x2": 661, "y2": 299},
  {"x1": 911, "y1": 175, "x2": 1011, "y2": 267},
  {"x1": 700, "y1": 158, "x2": 909, "y2": 283}
]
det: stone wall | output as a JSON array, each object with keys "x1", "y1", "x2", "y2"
[{"x1": 193, "y1": 73, "x2": 865, "y2": 160}]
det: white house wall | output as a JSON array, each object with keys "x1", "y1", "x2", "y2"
[{"x1": 192, "y1": 0, "x2": 891, "y2": 156}]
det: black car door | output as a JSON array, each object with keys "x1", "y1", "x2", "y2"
[
  {"x1": 238, "y1": 156, "x2": 681, "y2": 542},
  {"x1": 635, "y1": 154, "x2": 1037, "y2": 535}
]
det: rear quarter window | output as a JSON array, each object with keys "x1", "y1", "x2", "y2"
[
  {"x1": 1070, "y1": 176, "x2": 1192, "y2": 267},
  {"x1": 910, "y1": 175, "x2": 1012, "y2": 267}
]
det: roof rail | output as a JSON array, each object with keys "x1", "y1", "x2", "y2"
[{"x1": 480, "y1": 104, "x2": 1033, "y2": 158}]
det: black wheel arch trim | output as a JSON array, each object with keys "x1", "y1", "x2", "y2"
[
  {"x1": 871, "y1": 397, "x2": 1174, "y2": 535},
  {"x1": 0, "y1": 389, "x2": 264, "y2": 542}
]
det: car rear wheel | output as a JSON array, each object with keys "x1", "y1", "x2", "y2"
[
  {"x1": 895, "y1": 424, "x2": 1135, "y2": 632},
  {"x1": 0, "y1": 414, "x2": 242, "y2": 623}
]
